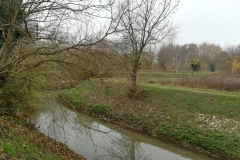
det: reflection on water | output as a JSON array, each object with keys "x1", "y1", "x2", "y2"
[{"x1": 34, "y1": 99, "x2": 215, "y2": 160}]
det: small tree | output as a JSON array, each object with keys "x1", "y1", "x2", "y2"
[
  {"x1": 209, "y1": 61, "x2": 216, "y2": 72},
  {"x1": 232, "y1": 57, "x2": 240, "y2": 77},
  {"x1": 190, "y1": 59, "x2": 200, "y2": 71}
]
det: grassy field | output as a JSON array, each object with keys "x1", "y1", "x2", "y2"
[
  {"x1": 138, "y1": 71, "x2": 217, "y2": 80},
  {"x1": 60, "y1": 72, "x2": 240, "y2": 160}
]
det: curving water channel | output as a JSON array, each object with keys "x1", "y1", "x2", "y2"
[{"x1": 33, "y1": 99, "x2": 216, "y2": 160}]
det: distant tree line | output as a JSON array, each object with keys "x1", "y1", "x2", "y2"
[
  {"x1": 153, "y1": 42, "x2": 240, "y2": 73},
  {"x1": 96, "y1": 41, "x2": 240, "y2": 75}
]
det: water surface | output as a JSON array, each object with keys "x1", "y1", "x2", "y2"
[{"x1": 34, "y1": 99, "x2": 216, "y2": 160}]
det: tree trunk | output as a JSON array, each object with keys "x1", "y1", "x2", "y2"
[
  {"x1": 131, "y1": 72, "x2": 137, "y2": 91},
  {"x1": 130, "y1": 61, "x2": 138, "y2": 96},
  {"x1": 0, "y1": 1, "x2": 21, "y2": 87},
  {"x1": 0, "y1": 27, "x2": 15, "y2": 66}
]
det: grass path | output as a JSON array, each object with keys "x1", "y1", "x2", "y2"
[{"x1": 142, "y1": 83, "x2": 240, "y2": 98}]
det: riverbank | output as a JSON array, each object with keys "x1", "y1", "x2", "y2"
[
  {"x1": 0, "y1": 116, "x2": 85, "y2": 160},
  {"x1": 60, "y1": 79, "x2": 240, "y2": 160}
]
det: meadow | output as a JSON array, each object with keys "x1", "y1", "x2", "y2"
[{"x1": 60, "y1": 71, "x2": 240, "y2": 160}]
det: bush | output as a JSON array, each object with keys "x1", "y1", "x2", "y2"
[
  {"x1": 190, "y1": 59, "x2": 201, "y2": 71},
  {"x1": 88, "y1": 104, "x2": 113, "y2": 117},
  {"x1": 0, "y1": 78, "x2": 36, "y2": 116},
  {"x1": 209, "y1": 63, "x2": 216, "y2": 72}
]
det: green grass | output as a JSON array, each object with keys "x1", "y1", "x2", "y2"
[
  {"x1": 138, "y1": 71, "x2": 217, "y2": 80},
  {"x1": 143, "y1": 84, "x2": 240, "y2": 120},
  {"x1": 60, "y1": 80, "x2": 115, "y2": 117},
  {"x1": 0, "y1": 118, "x2": 61, "y2": 160},
  {"x1": 0, "y1": 138, "x2": 57, "y2": 160},
  {"x1": 60, "y1": 78, "x2": 240, "y2": 159},
  {"x1": 112, "y1": 71, "x2": 216, "y2": 81},
  {"x1": 60, "y1": 88, "x2": 86, "y2": 109},
  {"x1": 156, "y1": 123, "x2": 240, "y2": 159},
  {"x1": 113, "y1": 71, "x2": 219, "y2": 88},
  {"x1": 143, "y1": 83, "x2": 240, "y2": 97}
]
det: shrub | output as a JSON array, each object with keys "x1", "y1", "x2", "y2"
[
  {"x1": 190, "y1": 59, "x2": 201, "y2": 71},
  {"x1": 209, "y1": 63, "x2": 216, "y2": 72},
  {"x1": 88, "y1": 104, "x2": 113, "y2": 117},
  {"x1": 0, "y1": 78, "x2": 36, "y2": 116},
  {"x1": 232, "y1": 57, "x2": 240, "y2": 77}
]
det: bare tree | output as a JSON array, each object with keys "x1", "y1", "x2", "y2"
[
  {"x1": 117, "y1": 0, "x2": 180, "y2": 96},
  {"x1": 157, "y1": 44, "x2": 169, "y2": 71},
  {"x1": 198, "y1": 42, "x2": 222, "y2": 72},
  {"x1": 0, "y1": 0, "x2": 122, "y2": 114}
]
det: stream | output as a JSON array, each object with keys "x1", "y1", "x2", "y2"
[{"x1": 33, "y1": 99, "x2": 216, "y2": 160}]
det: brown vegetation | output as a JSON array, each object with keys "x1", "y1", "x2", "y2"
[{"x1": 174, "y1": 75, "x2": 240, "y2": 91}]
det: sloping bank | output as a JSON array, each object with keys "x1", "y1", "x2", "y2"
[
  {"x1": 0, "y1": 116, "x2": 85, "y2": 160},
  {"x1": 59, "y1": 80, "x2": 240, "y2": 160}
]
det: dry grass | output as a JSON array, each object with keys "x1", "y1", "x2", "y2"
[{"x1": 174, "y1": 75, "x2": 240, "y2": 91}]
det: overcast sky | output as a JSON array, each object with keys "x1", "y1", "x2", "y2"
[{"x1": 174, "y1": 0, "x2": 240, "y2": 46}]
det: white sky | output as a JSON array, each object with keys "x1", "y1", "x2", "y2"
[{"x1": 174, "y1": 0, "x2": 240, "y2": 46}]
